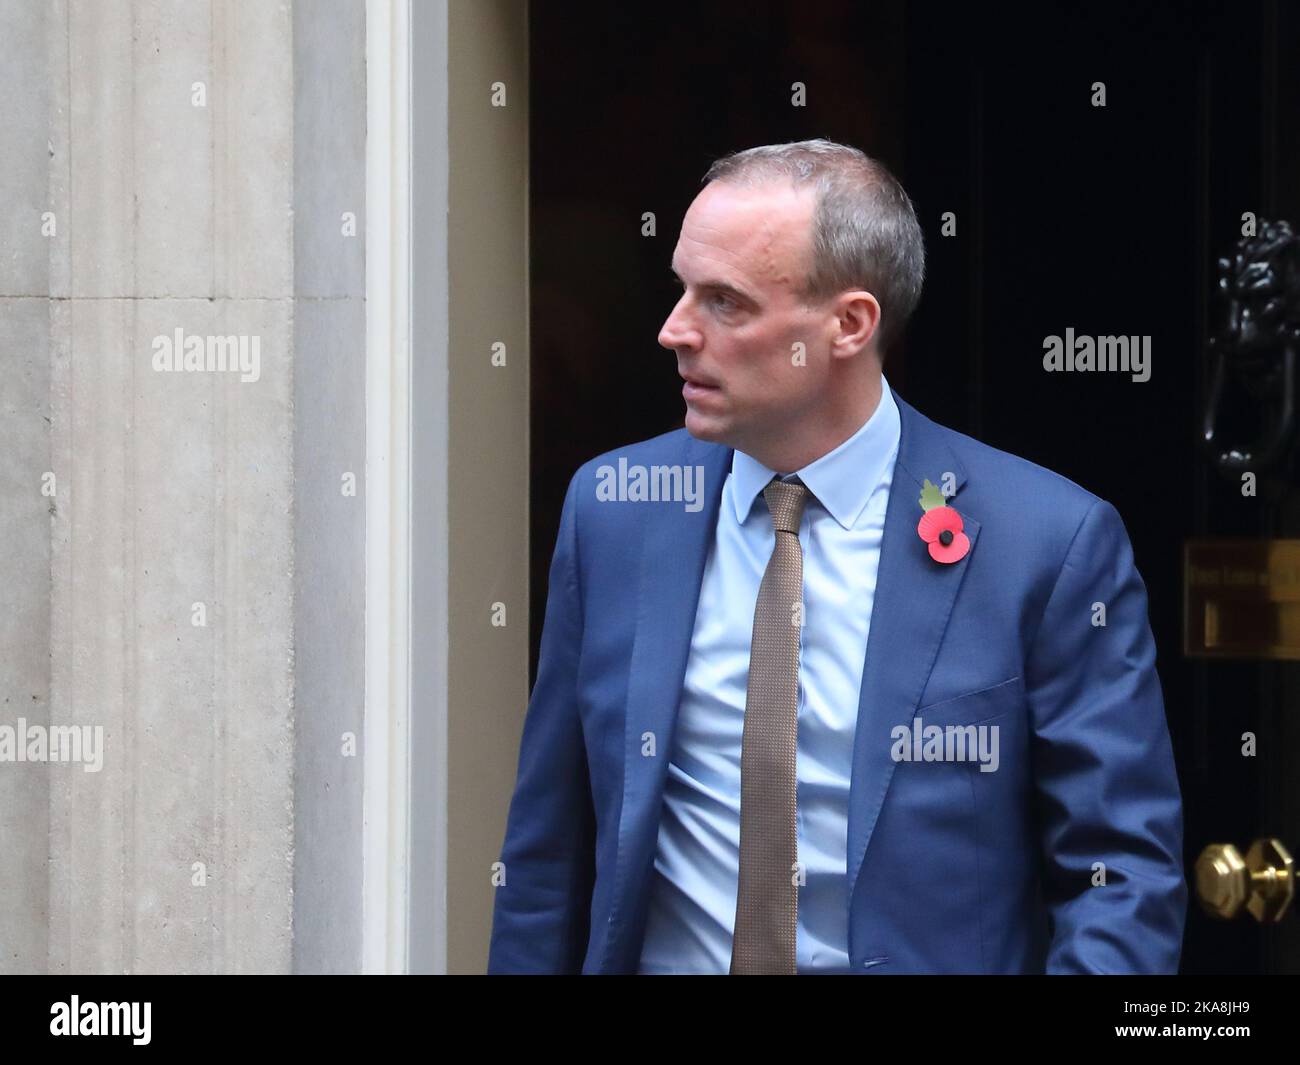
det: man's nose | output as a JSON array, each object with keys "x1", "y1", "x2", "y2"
[{"x1": 658, "y1": 298, "x2": 700, "y2": 353}]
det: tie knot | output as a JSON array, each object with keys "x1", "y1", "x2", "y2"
[{"x1": 762, "y1": 478, "x2": 808, "y2": 535}]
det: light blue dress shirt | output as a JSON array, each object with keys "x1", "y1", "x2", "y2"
[{"x1": 637, "y1": 376, "x2": 902, "y2": 974}]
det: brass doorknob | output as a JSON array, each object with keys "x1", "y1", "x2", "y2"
[{"x1": 1195, "y1": 838, "x2": 1294, "y2": 921}]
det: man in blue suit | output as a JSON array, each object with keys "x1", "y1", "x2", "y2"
[{"x1": 488, "y1": 139, "x2": 1186, "y2": 974}]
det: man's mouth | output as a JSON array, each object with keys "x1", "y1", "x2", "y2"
[
  {"x1": 680, "y1": 372, "x2": 720, "y2": 391},
  {"x1": 681, "y1": 374, "x2": 721, "y2": 401}
]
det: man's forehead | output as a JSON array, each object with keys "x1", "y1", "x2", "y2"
[
  {"x1": 686, "y1": 181, "x2": 810, "y2": 236},
  {"x1": 675, "y1": 181, "x2": 813, "y2": 285}
]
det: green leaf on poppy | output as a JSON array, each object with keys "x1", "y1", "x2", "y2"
[{"x1": 919, "y1": 478, "x2": 946, "y2": 512}]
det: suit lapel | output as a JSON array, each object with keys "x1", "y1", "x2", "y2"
[{"x1": 845, "y1": 395, "x2": 981, "y2": 910}]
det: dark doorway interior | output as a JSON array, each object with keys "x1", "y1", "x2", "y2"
[{"x1": 530, "y1": 0, "x2": 1300, "y2": 974}]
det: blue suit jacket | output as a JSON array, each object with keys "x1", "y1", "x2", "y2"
[{"x1": 488, "y1": 393, "x2": 1187, "y2": 974}]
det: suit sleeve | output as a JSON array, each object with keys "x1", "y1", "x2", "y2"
[
  {"x1": 487, "y1": 472, "x2": 598, "y2": 974},
  {"x1": 1026, "y1": 497, "x2": 1187, "y2": 974}
]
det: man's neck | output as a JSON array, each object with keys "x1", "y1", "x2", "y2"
[{"x1": 743, "y1": 374, "x2": 884, "y2": 473}]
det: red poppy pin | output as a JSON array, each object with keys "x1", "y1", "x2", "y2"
[{"x1": 916, "y1": 479, "x2": 970, "y2": 564}]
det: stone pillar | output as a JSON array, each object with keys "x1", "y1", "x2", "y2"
[{"x1": 0, "y1": 0, "x2": 367, "y2": 975}]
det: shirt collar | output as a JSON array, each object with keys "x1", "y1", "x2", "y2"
[{"x1": 730, "y1": 374, "x2": 901, "y2": 531}]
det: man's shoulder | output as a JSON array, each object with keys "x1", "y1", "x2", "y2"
[
  {"x1": 906, "y1": 403, "x2": 1111, "y2": 542},
  {"x1": 555, "y1": 426, "x2": 723, "y2": 529},
  {"x1": 565, "y1": 426, "x2": 722, "y2": 495},
  {"x1": 575, "y1": 426, "x2": 713, "y2": 474}
]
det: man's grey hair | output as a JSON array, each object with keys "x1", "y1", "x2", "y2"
[{"x1": 701, "y1": 138, "x2": 926, "y2": 355}]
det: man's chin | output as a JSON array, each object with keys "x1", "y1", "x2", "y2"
[{"x1": 683, "y1": 409, "x2": 728, "y2": 443}]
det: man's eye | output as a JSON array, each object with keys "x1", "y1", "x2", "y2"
[{"x1": 672, "y1": 279, "x2": 736, "y2": 312}]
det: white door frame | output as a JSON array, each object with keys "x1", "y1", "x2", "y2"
[{"x1": 362, "y1": 0, "x2": 449, "y2": 975}]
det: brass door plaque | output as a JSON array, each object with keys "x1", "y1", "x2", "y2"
[{"x1": 1185, "y1": 539, "x2": 1300, "y2": 659}]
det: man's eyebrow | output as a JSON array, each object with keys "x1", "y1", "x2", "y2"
[{"x1": 670, "y1": 267, "x2": 757, "y2": 304}]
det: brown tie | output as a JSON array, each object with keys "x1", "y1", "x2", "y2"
[{"x1": 731, "y1": 476, "x2": 809, "y2": 975}]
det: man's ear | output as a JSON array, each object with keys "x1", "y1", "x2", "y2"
[{"x1": 831, "y1": 289, "x2": 881, "y2": 358}]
